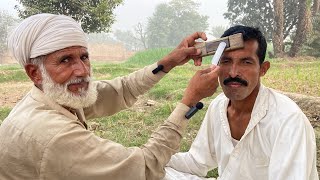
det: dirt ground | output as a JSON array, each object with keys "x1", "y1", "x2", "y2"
[{"x1": 0, "y1": 82, "x2": 33, "y2": 108}]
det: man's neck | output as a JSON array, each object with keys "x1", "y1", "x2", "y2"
[{"x1": 226, "y1": 85, "x2": 261, "y2": 140}]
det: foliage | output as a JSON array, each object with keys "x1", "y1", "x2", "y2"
[
  {"x1": 15, "y1": 0, "x2": 123, "y2": 33},
  {"x1": 303, "y1": 14, "x2": 320, "y2": 57},
  {"x1": 113, "y1": 29, "x2": 143, "y2": 51},
  {"x1": 289, "y1": 0, "x2": 313, "y2": 57},
  {"x1": 210, "y1": 25, "x2": 229, "y2": 38},
  {"x1": 224, "y1": 0, "x2": 299, "y2": 42},
  {"x1": 0, "y1": 11, "x2": 17, "y2": 60},
  {"x1": 146, "y1": 0, "x2": 209, "y2": 48},
  {"x1": 87, "y1": 33, "x2": 117, "y2": 44}
]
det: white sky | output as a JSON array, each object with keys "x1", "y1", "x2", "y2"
[{"x1": 0, "y1": 0, "x2": 229, "y2": 32}]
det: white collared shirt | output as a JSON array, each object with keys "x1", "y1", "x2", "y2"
[{"x1": 165, "y1": 85, "x2": 318, "y2": 180}]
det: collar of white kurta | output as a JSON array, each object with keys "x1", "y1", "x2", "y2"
[
  {"x1": 219, "y1": 84, "x2": 269, "y2": 140},
  {"x1": 30, "y1": 85, "x2": 79, "y2": 120}
]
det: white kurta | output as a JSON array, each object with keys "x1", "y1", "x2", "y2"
[{"x1": 164, "y1": 85, "x2": 318, "y2": 180}]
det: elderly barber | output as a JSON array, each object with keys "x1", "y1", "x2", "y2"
[{"x1": 0, "y1": 13, "x2": 220, "y2": 180}]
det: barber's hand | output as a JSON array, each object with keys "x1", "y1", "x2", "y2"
[
  {"x1": 157, "y1": 32, "x2": 207, "y2": 73},
  {"x1": 181, "y1": 65, "x2": 220, "y2": 107}
]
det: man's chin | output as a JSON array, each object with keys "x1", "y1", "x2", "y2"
[{"x1": 43, "y1": 87, "x2": 98, "y2": 109}]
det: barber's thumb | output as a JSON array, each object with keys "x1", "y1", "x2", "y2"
[
  {"x1": 208, "y1": 65, "x2": 220, "y2": 75},
  {"x1": 184, "y1": 47, "x2": 201, "y2": 55},
  {"x1": 200, "y1": 67, "x2": 213, "y2": 74}
]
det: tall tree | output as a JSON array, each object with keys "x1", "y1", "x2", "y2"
[
  {"x1": 313, "y1": 0, "x2": 320, "y2": 15},
  {"x1": 113, "y1": 29, "x2": 143, "y2": 51},
  {"x1": 210, "y1": 25, "x2": 228, "y2": 38},
  {"x1": 134, "y1": 23, "x2": 148, "y2": 50},
  {"x1": 224, "y1": 0, "x2": 300, "y2": 57},
  {"x1": 273, "y1": 0, "x2": 284, "y2": 57},
  {"x1": 303, "y1": 14, "x2": 320, "y2": 57},
  {"x1": 15, "y1": 0, "x2": 123, "y2": 33},
  {"x1": 0, "y1": 11, "x2": 17, "y2": 64},
  {"x1": 146, "y1": 0, "x2": 208, "y2": 48},
  {"x1": 289, "y1": 0, "x2": 312, "y2": 57}
]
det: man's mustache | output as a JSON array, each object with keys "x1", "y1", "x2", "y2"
[
  {"x1": 66, "y1": 76, "x2": 91, "y2": 86},
  {"x1": 223, "y1": 77, "x2": 248, "y2": 86}
]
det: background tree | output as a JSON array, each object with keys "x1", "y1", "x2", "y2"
[
  {"x1": 273, "y1": 0, "x2": 284, "y2": 57},
  {"x1": 113, "y1": 22, "x2": 148, "y2": 51},
  {"x1": 210, "y1": 25, "x2": 228, "y2": 38},
  {"x1": 313, "y1": 0, "x2": 320, "y2": 15},
  {"x1": 15, "y1": 0, "x2": 123, "y2": 33},
  {"x1": 87, "y1": 33, "x2": 117, "y2": 44},
  {"x1": 113, "y1": 29, "x2": 143, "y2": 51},
  {"x1": 224, "y1": 0, "x2": 300, "y2": 57},
  {"x1": 289, "y1": 0, "x2": 312, "y2": 57},
  {"x1": 134, "y1": 22, "x2": 148, "y2": 50},
  {"x1": 146, "y1": 0, "x2": 208, "y2": 48},
  {"x1": 303, "y1": 14, "x2": 320, "y2": 57},
  {"x1": 0, "y1": 11, "x2": 17, "y2": 64}
]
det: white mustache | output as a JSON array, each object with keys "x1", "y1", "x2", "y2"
[{"x1": 66, "y1": 76, "x2": 91, "y2": 86}]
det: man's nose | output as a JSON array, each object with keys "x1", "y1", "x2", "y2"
[
  {"x1": 228, "y1": 64, "x2": 240, "y2": 78},
  {"x1": 72, "y1": 59, "x2": 90, "y2": 77}
]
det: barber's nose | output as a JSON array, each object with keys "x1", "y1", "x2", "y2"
[
  {"x1": 73, "y1": 59, "x2": 90, "y2": 77},
  {"x1": 229, "y1": 64, "x2": 239, "y2": 78}
]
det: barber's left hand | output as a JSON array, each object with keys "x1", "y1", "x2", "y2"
[{"x1": 158, "y1": 32, "x2": 207, "y2": 72}]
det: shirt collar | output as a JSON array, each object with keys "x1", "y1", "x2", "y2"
[{"x1": 219, "y1": 84, "x2": 269, "y2": 138}]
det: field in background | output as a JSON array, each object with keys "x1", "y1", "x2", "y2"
[{"x1": 0, "y1": 48, "x2": 319, "y2": 178}]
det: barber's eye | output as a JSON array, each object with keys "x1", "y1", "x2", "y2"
[
  {"x1": 60, "y1": 58, "x2": 70, "y2": 63},
  {"x1": 81, "y1": 55, "x2": 89, "y2": 61}
]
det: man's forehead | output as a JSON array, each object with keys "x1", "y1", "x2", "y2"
[
  {"x1": 222, "y1": 40, "x2": 259, "y2": 59},
  {"x1": 50, "y1": 46, "x2": 88, "y2": 56}
]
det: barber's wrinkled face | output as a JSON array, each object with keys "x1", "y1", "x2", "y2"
[
  {"x1": 218, "y1": 40, "x2": 268, "y2": 101},
  {"x1": 39, "y1": 46, "x2": 97, "y2": 109}
]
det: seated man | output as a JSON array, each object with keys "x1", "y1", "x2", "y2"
[
  {"x1": 0, "y1": 14, "x2": 221, "y2": 180},
  {"x1": 164, "y1": 25, "x2": 318, "y2": 180}
]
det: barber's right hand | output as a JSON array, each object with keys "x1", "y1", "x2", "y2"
[{"x1": 181, "y1": 65, "x2": 220, "y2": 107}]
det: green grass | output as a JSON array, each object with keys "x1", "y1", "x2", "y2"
[
  {"x1": 0, "y1": 107, "x2": 12, "y2": 124},
  {"x1": 0, "y1": 49, "x2": 319, "y2": 178}
]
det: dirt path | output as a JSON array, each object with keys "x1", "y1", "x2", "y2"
[{"x1": 0, "y1": 82, "x2": 33, "y2": 108}]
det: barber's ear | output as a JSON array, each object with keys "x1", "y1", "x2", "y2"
[
  {"x1": 25, "y1": 64, "x2": 42, "y2": 85},
  {"x1": 260, "y1": 61, "x2": 270, "y2": 76}
]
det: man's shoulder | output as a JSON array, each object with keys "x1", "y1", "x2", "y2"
[
  {"x1": 1, "y1": 95, "x2": 82, "y2": 146},
  {"x1": 265, "y1": 87, "x2": 302, "y2": 112}
]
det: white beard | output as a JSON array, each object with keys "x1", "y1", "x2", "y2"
[{"x1": 39, "y1": 64, "x2": 98, "y2": 109}]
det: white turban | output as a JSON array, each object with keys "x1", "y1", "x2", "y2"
[{"x1": 8, "y1": 13, "x2": 88, "y2": 67}]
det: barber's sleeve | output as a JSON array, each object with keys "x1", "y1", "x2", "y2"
[
  {"x1": 84, "y1": 63, "x2": 166, "y2": 119},
  {"x1": 166, "y1": 102, "x2": 218, "y2": 177},
  {"x1": 268, "y1": 113, "x2": 318, "y2": 180},
  {"x1": 40, "y1": 103, "x2": 190, "y2": 180}
]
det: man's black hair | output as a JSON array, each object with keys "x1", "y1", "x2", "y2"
[{"x1": 221, "y1": 25, "x2": 267, "y2": 64}]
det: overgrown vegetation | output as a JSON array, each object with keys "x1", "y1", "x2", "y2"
[{"x1": 0, "y1": 49, "x2": 319, "y2": 178}]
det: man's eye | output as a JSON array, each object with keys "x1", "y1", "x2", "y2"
[
  {"x1": 220, "y1": 59, "x2": 229, "y2": 64},
  {"x1": 81, "y1": 55, "x2": 89, "y2": 61},
  {"x1": 61, "y1": 58, "x2": 70, "y2": 63},
  {"x1": 244, "y1": 60, "x2": 253, "y2": 64}
]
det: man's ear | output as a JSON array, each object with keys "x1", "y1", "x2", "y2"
[
  {"x1": 25, "y1": 64, "x2": 42, "y2": 85},
  {"x1": 260, "y1": 61, "x2": 270, "y2": 76}
]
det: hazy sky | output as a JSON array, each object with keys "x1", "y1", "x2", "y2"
[{"x1": 0, "y1": 0, "x2": 229, "y2": 32}]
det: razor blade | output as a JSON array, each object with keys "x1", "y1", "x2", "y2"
[{"x1": 195, "y1": 33, "x2": 244, "y2": 57}]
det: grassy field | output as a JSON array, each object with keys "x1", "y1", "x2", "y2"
[{"x1": 0, "y1": 48, "x2": 319, "y2": 178}]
